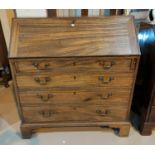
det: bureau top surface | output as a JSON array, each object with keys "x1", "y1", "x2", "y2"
[{"x1": 9, "y1": 16, "x2": 140, "y2": 58}]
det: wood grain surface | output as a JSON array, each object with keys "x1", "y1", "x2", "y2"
[
  {"x1": 15, "y1": 72, "x2": 134, "y2": 89},
  {"x1": 13, "y1": 57, "x2": 137, "y2": 73},
  {"x1": 22, "y1": 105, "x2": 128, "y2": 123},
  {"x1": 9, "y1": 16, "x2": 140, "y2": 138},
  {"x1": 9, "y1": 16, "x2": 140, "y2": 58},
  {"x1": 18, "y1": 88, "x2": 131, "y2": 106}
]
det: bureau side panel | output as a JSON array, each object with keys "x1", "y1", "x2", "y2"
[
  {"x1": 9, "y1": 59, "x2": 24, "y2": 121},
  {"x1": 127, "y1": 55, "x2": 140, "y2": 116}
]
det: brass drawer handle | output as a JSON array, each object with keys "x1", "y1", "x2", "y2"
[
  {"x1": 33, "y1": 62, "x2": 50, "y2": 70},
  {"x1": 34, "y1": 76, "x2": 51, "y2": 85},
  {"x1": 98, "y1": 92, "x2": 112, "y2": 99},
  {"x1": 40, "y1": 110, "x2": 57, "y2": 118},
  {"x1": 37, "y1": 94, "x2": 53, "y2": 102},
  {"x1": 96, "y1": 109, "x2": 111, "y2": 116},
  {"x1": 98, "y1": 76, "x2": 114, "y2": 84},
  {"x1": 99, "y1": 61, "x2": 115, "y2": 70}
]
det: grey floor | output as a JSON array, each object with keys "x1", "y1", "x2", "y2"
[{"x1": 0, "y1": 83, "x2": 155, "y2": 145}]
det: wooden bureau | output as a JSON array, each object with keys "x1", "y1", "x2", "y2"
[
  {"x1": 132, "y1": 23, "x2": 155, "y2": 135},
  {"x1": 9, "y1": 16, "x2": 140, "y2": 138}
]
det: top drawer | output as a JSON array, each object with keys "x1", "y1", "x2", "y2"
[{"x1": 13, "y1": 57, "x2": 138, "y2": 74}]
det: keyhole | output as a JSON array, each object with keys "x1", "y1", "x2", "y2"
[
  {"x1": 73, "y1": 92, "x2": 76, "y2": 95},
  {"x1": 73, "y1": 62, "x2": 76, "y2": 66},
  {"x1": 73, "y1": 76, "x2": 76, "y2": 80},
  {"x1": 73, "y1": 107, "x2": 77, "y2": 110}
]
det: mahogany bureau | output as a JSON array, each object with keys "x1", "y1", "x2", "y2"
[
  {"x1": 9, "y1": 16, "x2": 140, "y2": 138},
  {"x1": 132, "y1": 23, "x2": 155, "y2": 135}
]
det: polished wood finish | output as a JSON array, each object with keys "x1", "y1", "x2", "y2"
[
  {"x1": 9, "y1": 16, "x2": 140, "y2": 58},
  {"x1": 20, "y1": 122, "x2": 130, "y2": 138},
  {"x1": 22, "y1": 105, "x2": 128, "y2": 123},
  {"x1": 9, "y1": 16, "x2": 140, "y2": 138},
  {"x1": 14, "y1": 57, "x2": 136, "y2": 73},
  {"x1": 132, "y1": 23, "x2": 155, "y2": 135},
  {"x1": 16, "y1": 73, "x2": 134, "y2": 89},
  {"x1": 19, "y1": 89, "x2": 130, "y2": 106}
]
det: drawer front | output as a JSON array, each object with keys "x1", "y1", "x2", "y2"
[
  {"x1": 14, "y1": 57, "x2": 137, "y2": 73},
  {"x1": 22, "y1": 105, "x2": 128, "y2": 123},
  {"x1": 16, "y1": 73, "x2": 134, "y2": 89},
  {"x1": 149, "y1": 106, "x2": 155, "y2": 122},
  {"x1": 19, "y1": 89, "x2": 131, "y2": 106}
]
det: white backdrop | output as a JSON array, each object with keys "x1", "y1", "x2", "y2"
[{"x1": 16, "y1": 9, "x2": 47, "y2": 17}]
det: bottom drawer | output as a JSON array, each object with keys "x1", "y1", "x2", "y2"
[
  {"x1": 22, "y1": 105, "x2": 128, "y2": 123},
  {"x1": 149, "y1": 106, "x2": 155, "y2": 122}
]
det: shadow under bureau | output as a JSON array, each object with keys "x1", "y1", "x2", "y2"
[{"x1": 9, "y1": 16, "x2": 140, "y2": 138}]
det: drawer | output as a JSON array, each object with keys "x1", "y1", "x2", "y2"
[
  {"x1": 16, "y1": 73, "x2": 134, "y2": 89},
  {"x1": 19, "y1": 89, "x2": 131, "y2": 106},
  {"x1": 22, "y1": 105, "x2": 128, "y2": 123},
  {"x1": 13, "y1": 57, "x2": 137, "y2": 73},
  {"x1": 149, "y1": 106, "x2": 155, "y2": 122}
]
